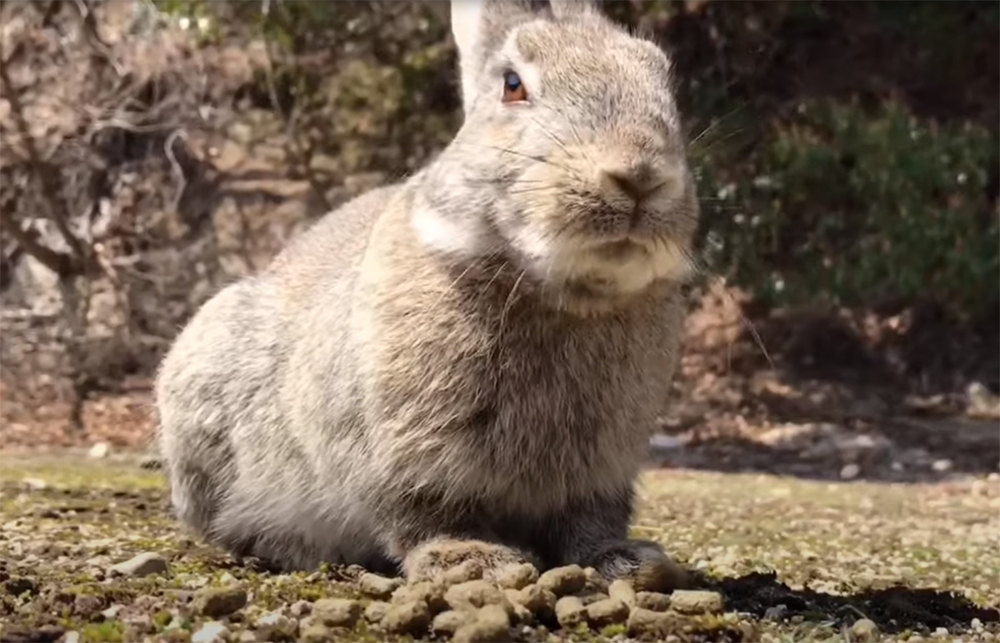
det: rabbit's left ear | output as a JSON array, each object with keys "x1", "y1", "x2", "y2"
[
  {"x1": 450, "y1": 0, "x2": 551, "y2": 114},
  {"x1": 549, "y1": 0, "x2": 599, "y2": 19}
]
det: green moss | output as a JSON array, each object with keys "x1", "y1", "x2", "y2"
[
  {"x1": 152, "y1": 609, "x2": 174, "y2": 630},
  {"x1": 597, "y1": 623, "x2": 627, "y2": 637},
  {"x1": 81, "y1": 620, "x2": 125, "y2": 643}
]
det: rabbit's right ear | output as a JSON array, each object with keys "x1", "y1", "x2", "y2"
[{"x1": 450, "y1": 0, "x2": 550, "y2": 115}]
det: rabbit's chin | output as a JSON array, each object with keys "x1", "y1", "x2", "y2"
[{"x1": 519, "y1": 228, "x2": 694, "y2": 299}]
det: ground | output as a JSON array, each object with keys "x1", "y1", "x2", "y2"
[{"x1": 0, "y1": 452, "x2": 997, "y2": 643}]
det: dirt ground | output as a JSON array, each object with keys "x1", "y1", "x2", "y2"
[{"x1": 0, "y1": 453, "x2": 997, "y2": 643}]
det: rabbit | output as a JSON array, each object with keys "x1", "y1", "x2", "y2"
[{"x1": 154, "y1": 0, "x2": 700, "y2": 592}]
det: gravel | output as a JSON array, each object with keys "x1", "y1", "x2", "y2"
[{"x1": 1, "y1": 454, "x2": 998, "y2": 643}]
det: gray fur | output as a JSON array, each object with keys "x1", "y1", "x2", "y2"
[{"x1": 155, "y1": 0, "x2": 698, "y2": 590}]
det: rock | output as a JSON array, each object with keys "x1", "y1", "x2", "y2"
[
  {"x1": 109, "y1": 552, "x2": 169, "y2": 578},
  {"x1": 585, "y1": 597, "x2": 629, "y2": 627},
  {"x1": 88, "y1": 442, "x2": 110, "y2": 459},
  {"x1": 364, "y1": 600, "x2": 389, "y2": 623},
  {"x1": 191, "y1": 621, "x2": 229, "y2": 643},
  {"x1": 3, "y1": 576, "x2": 38, "y2": 596},
  {"x1": 931, "y1": 459, "x2": 953, "y2": 473},
  {"x1": 392, "y1": 580, "x2": 449, "y2": 613},
  {"x1": 193, "y1": 587, "x2": 248, "y2": 618},
  {"x1": 635, "y1": 591, "x2": 672, "y2": 611},
  {"x1": 23, "y1": 477, "x2": 47, "y2": 491},
  {"x1": 497, "y1": 563, "x2": 538, "y2": 590},
  {"x1": 579, "y1": 592, "x2": 610, "y2": 605},
  {"x1": 255, "y1": 611, "x2": 297, "y2": 641},
  {"x1": 669, "y1": 590, "x2": 724, "y2": 615},
  {"x1": 583, "y1": 567, "x2": 609, "y2": 594},
  {"x1": 452, "y1": 604, "x2": 511, "y2": 643},
  {"x1": 73, "y1": 594, "x2": 104, "y2": 617},
  {"x1": 299, "y1": 623, "x2": 333, "y2": 643},
  {"x1": 608, "y1": 579, "x2": 636, "y2": 608},
  {"x1": 627, "y1": 607, "x2": 683, "y2": 638},
  {"x1": 382, "y1": 600, "x2": 431, "y2": 635},
  {"x1": 555, "y1": 596, "x2": 587, "y2": 628},
  {"x1": 312, "y1": 598, "x2": 362, "y2": 628},
  {"x1": 850, "y1": 618, "x2": 880, "y2": 642},
  {"x1": 509, "y1": 601, "x2": 533, "y2": 625},
  {"x1": 100, "y1": 605, "x2": 123, "y2": 620},
  {"x1": 63, "y1": 632, "x2": 80, "y2": 643},
  {"x1": 537, "y1": 565, "x2": 587, "y2": 597},
  {"x1": 442, "y1": 560, "x2": 484, "y2": 586},
  {"x1": 513, "y1": 584, "x2": 556, "y2": 617},
  {"x1": 218, "y1": 572, "x2": 238, "y2": 585},
  {"x1": 432, "y1": 610, "x2": 469, "y2": 636},
  {"x1": 840, "y1": 463, "x2": 861, "y2": 480},
  {"x1": 358, "y1": 572, "x2": 404, "y2": 599},
  {"x1": 289, "y1": 600, "x2": 311, "y2": 618},
  {"x1": 445, "y1": 580, "x2": 505, "y2": 612}
]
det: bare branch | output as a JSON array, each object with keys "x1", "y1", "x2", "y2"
[
  {"x1": 0, "y1": 210, "x2": 75, "y2": 276},
  {"x1": 0, "y1": 46, "x2": 90, "y2": 276}
]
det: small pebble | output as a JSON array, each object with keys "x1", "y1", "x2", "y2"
[
  {"x1": 538, "y1": 565, "x2": 587, "y2": 597},
  {"x1": 255, "y1": 611, "x2": 297, "y2": 641},
  {"x1": 432, "y1": 610, "x2": 470, "y2": 636},
  {"x1": 579, "y1": 592, "x2": 610, "y2": 605},
  {"x1": 289, "y1": 600, "x2": 312, "y2": 618},
  {"x1": 193, "y1": 586, "x2": 247, "y2": 618},
  {"x1": 299, "y1": 623, "x2": 333, "y2": 643},
  {"x1": 88, "y1": 442, "x2": 110, "y2": 459},
  {"x1": 452, "y1": 604, "x2": 511, "y2": 643},
  {"x1": 73, "y1": 594, "x2": 103, "y2": 617},
  {"x1": 514, "y1": 584, "x2": 556, "y2": 616},
  {"x1": 583, "y1": 567, "x2": 609, "y2": 594},
  {"x1": 627, "y1": 607, "x2": 682, "y2": 638},
  {"x1": 497, "y1": 563, "x2": 539, "y2": 590},
  {"x1": 585, "y1": 597, "x2": 629, "y2": 627},
  {"x1": 358, "y1": 572, "x2": 404, "y2": 599},
  {"x1": 63, "y1": 633, "x2": 80, "y2": 643},
  {"x1": 635, "y1": 591, "x2": 671, "y2": 611},
  {"x1": 840, "y1": 463, "x2": 861, "y2": 480},
  {"x1": 392, "y1": 580, "x2": 449, "y2": 613},
  {"x1": 364, "y1": 600, "x2": 389, "y2": 623},
  {"x1": 608, "y1": 579, "x2": 637, "y2": 608},
  {"x1": 443, "y1": 560, "x2": 485, "y2": 586},
  {"x1": 100, "y1": 605, "x2": 123, "y2": 620},
  {"x1": 555, "y1": 595, "x2": 587, "y2": 628},
  {"x1": 382, "y1": 600, "x2": 432, "y2": 635},
  {"x1": 445, "y1": 579, "x2": 505, "y2": 612},
  {"x1": 312, "y1": 598, "x2": 362, "y2": 628},
  {"x1": 109, "y1": 552, "x2": 170, "y2": 578},
  {"x1": 932, "y1": 459, "x2": 953, "y2": 473},
  {"x1": 219, "y1": 572, "x2": 238, "y2": 585},
  {"x1": 669, "y1": 589, "x2": 724, "y2": 615},
  {"x1": 850, "y1": 618, "x2": 879, "y2": 642}
]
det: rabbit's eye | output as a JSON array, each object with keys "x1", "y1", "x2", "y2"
[{"x1": 502, "y1": 71, "x2": 528, "y2": 103}]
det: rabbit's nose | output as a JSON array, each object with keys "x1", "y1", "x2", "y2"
[{"x1": 600, "y1": 162, "x2": 664, "y2": 205}]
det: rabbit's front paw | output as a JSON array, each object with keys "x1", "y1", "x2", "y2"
[
  {"x1": 403, "y1": 538, "x2": 535, "y2": 583},
  {"x1": 588, "y1": 539, "x2": 688, "y2": 592}
]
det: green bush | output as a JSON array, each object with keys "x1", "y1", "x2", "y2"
[{"x1": 694, "y1": 98, "x2": 998, "y2": 317}]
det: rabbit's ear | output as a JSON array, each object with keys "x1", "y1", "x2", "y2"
[
  {"x1": 451, "y1": 0, "x2": 550, "y2": 114},
  {"x1": 549, "y1": 0, "x2": 599, "y2": 19}
]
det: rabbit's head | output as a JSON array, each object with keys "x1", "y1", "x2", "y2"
[{"x1": 413, "y1": 0, "x2": 699, "y2": 308}]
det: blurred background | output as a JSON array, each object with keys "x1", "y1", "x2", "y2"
[{"x1": 1, "y1": 0, "x2": 997, "y2": 481}]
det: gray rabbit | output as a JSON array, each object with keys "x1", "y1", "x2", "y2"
[{"x1": 155, "y1": 0, "x2": 699, "y2": 592}]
